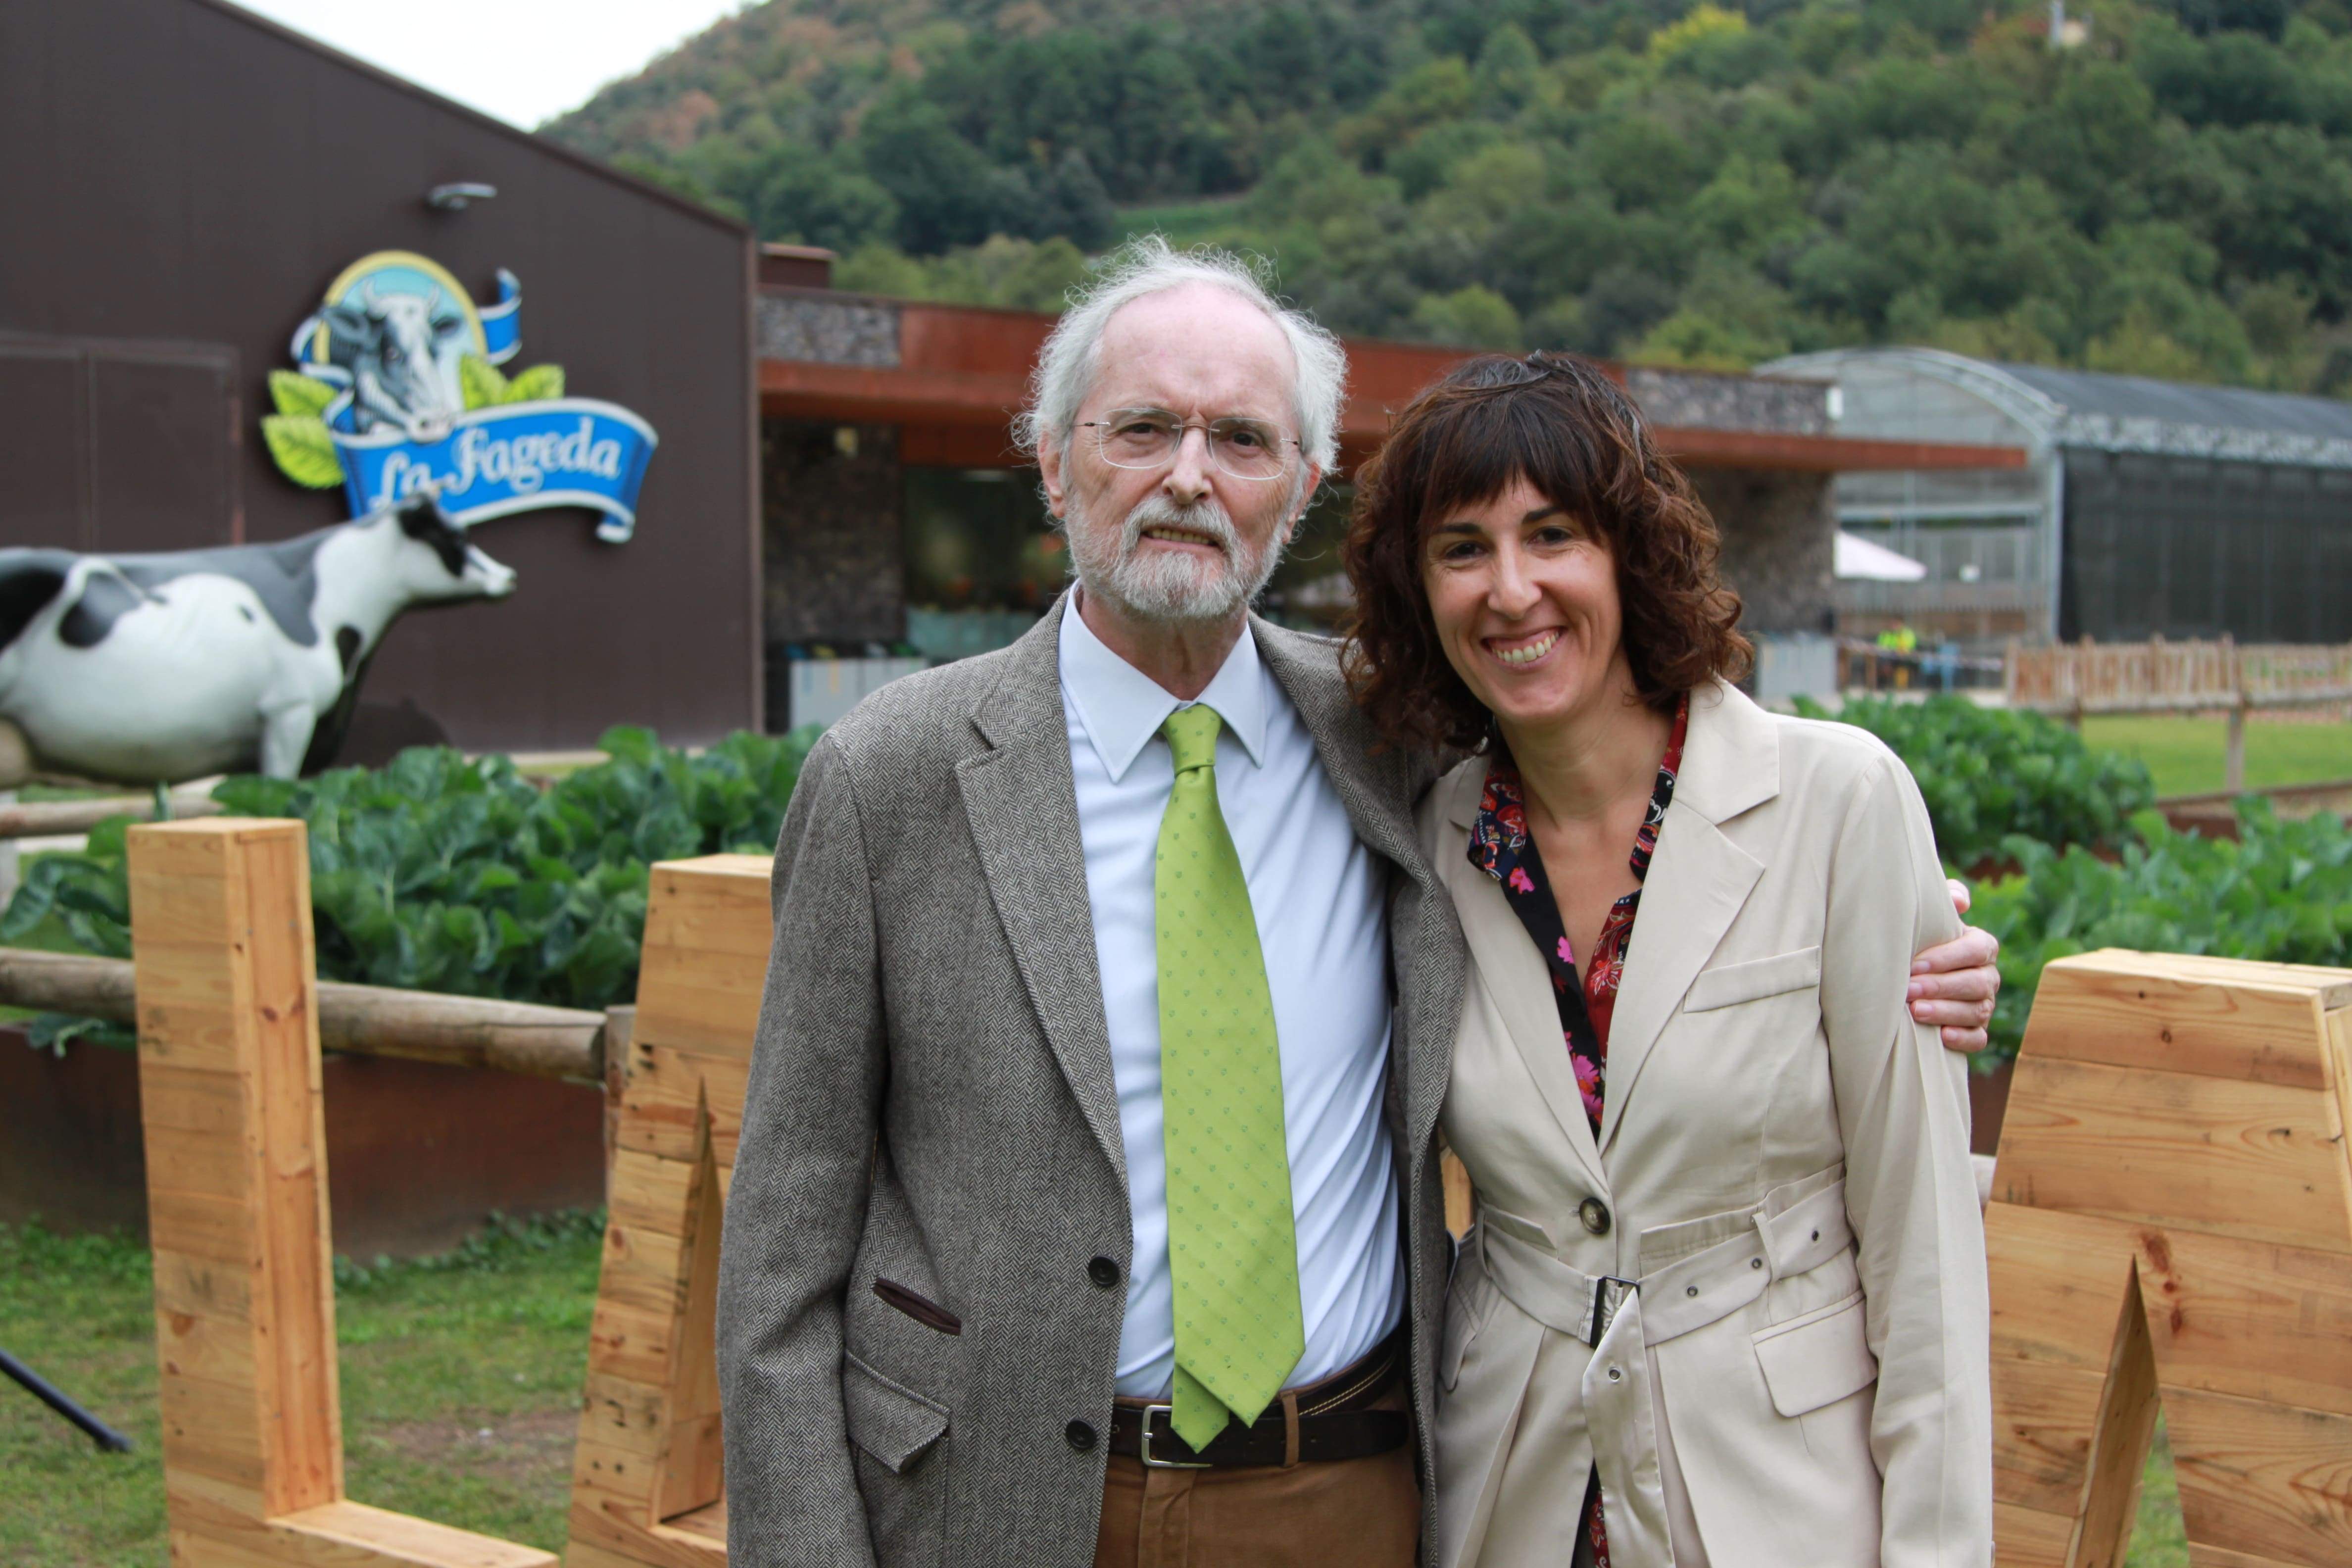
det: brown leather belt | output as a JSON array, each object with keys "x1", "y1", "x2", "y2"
[{"x1": 1106, "y1": 1333, "x2": 1409, "y2": 1470}]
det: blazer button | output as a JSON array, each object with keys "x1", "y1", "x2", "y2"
[
  {"x1": 1088, "y1": 1256, "x2": 1121, "y2": 1289},
  {"x1": 1578, "y1": 1197, "x2": 1612, "y2": 1235},
  {"x1": 1066, "y1": 1419, "x2": 1097, "y2": 1451}
]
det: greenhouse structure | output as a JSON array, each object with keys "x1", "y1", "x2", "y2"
[{"x1": 1763, "y1": 347, "x2": 2352, "y2": 653}]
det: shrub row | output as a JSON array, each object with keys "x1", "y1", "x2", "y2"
[
  {"x1": 1968, "y1": 803, "x2": 2352, "y2": 1062},
  {"x1": 1, "y1": 727, "x2": 821, "y2": 1035},
  {"x1": 1794, "y1": 694, "x2": 2157, "y2": 871}
]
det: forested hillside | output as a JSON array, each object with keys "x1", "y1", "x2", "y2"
[{"x1": 549, "y1": 0, "x2": 2352, "y2": 388}]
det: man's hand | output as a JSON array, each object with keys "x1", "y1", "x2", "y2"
[{"x1": 1912, "y1": 878, "x2": 1999, "y2": 1053}]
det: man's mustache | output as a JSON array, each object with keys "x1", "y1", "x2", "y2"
[{"x1": 1121, "y1": 497, "x2": 1238, "y2": 559}]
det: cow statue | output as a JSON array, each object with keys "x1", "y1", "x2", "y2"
[{"x1": 0, "y1": 495, "x2": 515, "y2": 788}]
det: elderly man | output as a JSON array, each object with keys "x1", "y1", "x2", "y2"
[{"x1": 715, "y1": 238, "x2": 1999, "y2": 1568}]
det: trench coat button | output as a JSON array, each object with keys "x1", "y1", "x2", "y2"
[
  {"x1": 1066, "y1": 1419, "x2": 1097, "y2": 1451},
  {"x1": 1578, "y1": 1197, "x2": 1612, "y2": 1235},
  {"x1": 1088, "y1": 1256, "x2": 1121, "y2": 1289},
  {"x1": 1686, "y1": 1285, "x2": 1699, "y2": 1298},
  {"x1": 1606, "y1": 1366, "x2": 1623, "y2": 1382},
  {"x1": 1752, "y1": 1257, "x2": 1764, "y2": 1270}
]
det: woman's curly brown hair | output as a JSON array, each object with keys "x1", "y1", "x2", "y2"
[{"x1": 1341, "y1": 351, "x2": 1752, "y2": 752}]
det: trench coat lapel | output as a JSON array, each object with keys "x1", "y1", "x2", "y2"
[
  {"x1": 955, "y1": 596, "x2": 1126, "y2": 1182},
  {"x1": 1596, "y1": 681, "x2": 1778, "y2": 1158},
  {"x1": 1443, "y1": 768, "x2": 1609, "y2": 1193}
]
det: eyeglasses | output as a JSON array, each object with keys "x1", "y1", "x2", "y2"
[{"x1": 1078, "y1": 408, "x2": 1300, "y2": 482}]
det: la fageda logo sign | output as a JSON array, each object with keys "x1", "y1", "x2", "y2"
[{"x1": 261, "y1": 251, "x2": 658, "y2": 541}]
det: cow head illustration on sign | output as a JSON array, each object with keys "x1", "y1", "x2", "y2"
[{"x1": 262, "y1": 251, "x2": 658, "y2": 542}]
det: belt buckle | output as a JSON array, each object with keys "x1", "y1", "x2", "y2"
[
  {"x1": 1591, "y1": 1275, "x2": 1638, "y2": 1344},
  {"x1": 1138, "y1": 1404, "x2": 1211, "y2": 1470}
]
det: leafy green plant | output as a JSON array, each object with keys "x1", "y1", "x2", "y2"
[
  {"x1": 1971, "y1": 801, "x2": 2352, "y2": 1061},
  {"x1": 459, "y1": 355, "x2": 567, "y2": 410},
  {"x1": 2, "y1": 726, "x2": 822, "y2": 1036},
  {"x1": 1797, "y1": 695, "x2": 2157, "y2": 870}
]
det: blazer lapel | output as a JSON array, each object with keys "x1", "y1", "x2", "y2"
[
  {"x1": 1441, "y1": 768, "x2": 1608, "y2": 1192},
  {"x1": 1252, "y1": 619, "x2": 1460, "y2": 1157},
  {"x1": 955, "y1": 597, "x2": 1127, "y2": 1182},
  {"x1": 1251, "y1": 618, "x2": 1428, "y2": 884},
  {"x1": 1596, "y1": 681, "x2": 1778, "y2": 1157}
]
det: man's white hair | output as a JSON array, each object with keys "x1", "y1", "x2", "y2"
[{"x1": 1013, "y1": 236, "x2": 1347, "y2": 475}]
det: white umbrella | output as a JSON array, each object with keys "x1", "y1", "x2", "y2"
[{"x1": 1835, "y1": 531, "x2": 1928, "y2": 581}]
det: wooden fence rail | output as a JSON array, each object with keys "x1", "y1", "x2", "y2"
[
  {"x1": 2006, "y1": 637, "x2": 2352, "y2": 789},
  {"x1": 0, "y1": 945, "x2": 608, "y2": 1082}
]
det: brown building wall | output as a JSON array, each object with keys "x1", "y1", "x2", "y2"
[
  {"x1": 0, "y1": 0, "x2": 757, "y2": 755},
  {"x1": 1695, "y1": 468, "x2": 1836, "y2": 636}
]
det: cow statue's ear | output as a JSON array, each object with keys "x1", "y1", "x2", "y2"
[{"x1": 394, "y1": 495, "x2": 444, "y2": 539}]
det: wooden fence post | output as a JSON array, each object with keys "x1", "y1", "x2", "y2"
[
  {"x1": 567, "y1": 854, "x2": 772, "y2": 1568},
  {"x1": 1988, "y1": 949, "x2": 2352, "y2": 1567},
  {"x1": 128, "y1": 818, "x2": 556, "y2": 1568}
]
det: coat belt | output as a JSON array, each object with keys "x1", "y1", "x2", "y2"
[{"x1": 1475, "y1": 1167, "x2": 1855, "y2": 1350}]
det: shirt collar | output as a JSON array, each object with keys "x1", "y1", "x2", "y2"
[{"x1": 1058, "y1": 595, "x2": 1269, "y2": 782}]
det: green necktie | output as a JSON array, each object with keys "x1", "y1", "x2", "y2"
[{"x1": 1156, "y1": 703, "x2": 1304, "y2": 1451}]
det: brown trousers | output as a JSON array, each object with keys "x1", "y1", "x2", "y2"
[{"x1": 1090, "y1": 1382, "x2": 1420, "y2": 1568}]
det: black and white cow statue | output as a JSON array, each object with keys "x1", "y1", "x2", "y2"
[{"x1": 0, "y1": 496, "x2": 515, "y2": 787}]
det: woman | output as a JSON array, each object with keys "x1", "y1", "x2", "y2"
[{"x1": 1342, "y1": 354, "x2": 1991, "y2": 1568}]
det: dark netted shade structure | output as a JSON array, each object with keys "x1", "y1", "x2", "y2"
[{"x1": 1763, "y1": 348, "x2": 2352, "y2": 648}]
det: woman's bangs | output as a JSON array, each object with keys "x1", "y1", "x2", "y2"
[{"x1": 1411, "y1": 390, "x2": 1605, "y2": 539}]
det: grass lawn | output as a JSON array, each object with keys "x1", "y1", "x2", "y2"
[
  {"x1": 0, "y1": 1215, "x2": 600, "y2": 1567},
  {"x1": 2082, "y1": 714, "x2": 2352, "y2": 797},
  {"x1": 4, "y1": 1214, "x2": 2195, "y2": 1566}
]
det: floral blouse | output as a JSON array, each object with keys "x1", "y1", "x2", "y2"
[
  {"x1": 1466, "y1": 694, "x2": 1690, "y2": 1134},
  {"x1": 1465, "y1": 693, "x2": 1690, "y2": 1568}
]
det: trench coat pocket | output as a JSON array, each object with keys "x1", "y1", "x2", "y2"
[
  {"x1": 843, "y1": 1351, "x2": 950, "y2": 1472},
  {"x1": 1683, "y1": 946, "x2": 1822, "y2": 1012},
  {"x1": 1751, "y1": 1291, "x2": 1877, "y2": 1418}
]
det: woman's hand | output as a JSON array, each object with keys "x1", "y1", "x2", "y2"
[{"x1": 1910, "y1": 879, "x2": 1999, "y2": 1052}]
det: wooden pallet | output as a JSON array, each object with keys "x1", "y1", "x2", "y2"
[
  {"x1": 563, "y1": 855, "x2": 772, "y2": 1568},
  {"x1": 1989, "y1": 948, "x2": 2352, "y2": 1567},
  {"x1": 127, "y1": 819, "x2": 555, "y2": 1568}
]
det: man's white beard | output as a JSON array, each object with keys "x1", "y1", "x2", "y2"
[{"x1": 1066, "y1": 491, "x2": 1288, "y2": 625}]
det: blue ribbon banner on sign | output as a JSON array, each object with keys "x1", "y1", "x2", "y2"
[
  {"x1": 336, "y1": 401, "x2": 660, "y2": 543},
  {"x1": 267, "y1": 251, "x2": 658, "y2": 541}
]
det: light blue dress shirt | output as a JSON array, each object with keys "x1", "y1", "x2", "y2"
[{"x1": 1057, "y1": 602, "x2": 1405, "y2": 1399}]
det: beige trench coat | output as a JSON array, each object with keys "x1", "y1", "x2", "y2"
[{"x1": 1423, "y1": 680, "x2": 1991, "y2": 1568}]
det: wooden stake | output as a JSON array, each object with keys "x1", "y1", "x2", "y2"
[
  {"x1": 566, "y1": 854, "x2": 769, "y2": 1568},
  {"x1": 129, "y1": 819, "x2": 555, "y2": 1568},
  {"x1": 1991, "y1": 950, "x2": 2352, "y2": 1566}
]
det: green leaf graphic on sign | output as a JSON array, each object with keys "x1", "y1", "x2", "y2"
[
  {"x1": 268, "y1": 369, "x2": 339, "y2": 418},
  {"x1": 460, "y1": 355, "x2": 509, "y2": 410},
  {"x1": 503, "y1": 364, "x2": 566, "y2": 402},
  {"x1": 262, "y1": 414, "x2": 344, "y2": 489}
]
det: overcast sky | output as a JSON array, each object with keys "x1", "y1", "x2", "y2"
[{"x1": 228, "y1": 0, "x2": 751, "y2": 129}]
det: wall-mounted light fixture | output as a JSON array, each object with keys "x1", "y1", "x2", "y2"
[{"x1": 425, "y1": 182, "x2": 497, "y2": 211}]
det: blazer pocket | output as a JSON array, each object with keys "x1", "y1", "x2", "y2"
[
  {"x1": 873, "y1": 1277, "x2": 963, "y2": 1335},
  {"x1": 1751, "y1": 1290, "x2": 1877, "y2": 1418},
  {"x1": 1684, "y1": 946, "x2": 1822, "y2": 1013},
  {"x1": 843, "y1": 1352, "x2": 950, "y2": 1473}
]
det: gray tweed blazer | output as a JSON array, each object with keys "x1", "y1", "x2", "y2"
[{"x1": 716, "y1": 594, "x2": 1466, "y2": 1567}]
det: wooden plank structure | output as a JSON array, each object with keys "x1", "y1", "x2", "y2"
[
  {"x1": 1989, "y1": 948, "x2": 2352, "y2": 1567},
  {"x1": 126, "y1": 818, "x2": 555, "y2": 1568},
  {"x1": 564, "y1": 854, "x2": 772, "y2": 1568},
  {"x1": 2005, "y1": 637, "x2": 2352, "y2": 788}
]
